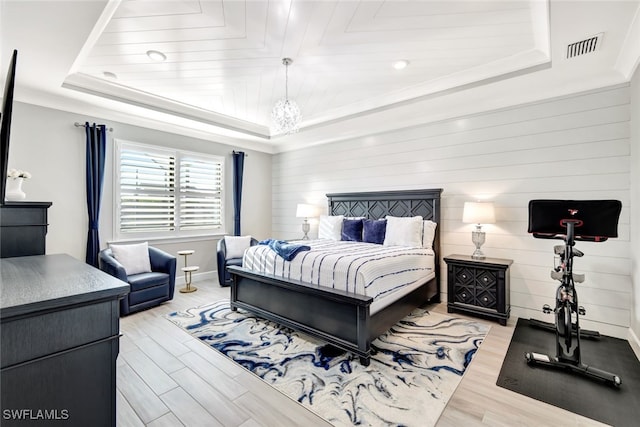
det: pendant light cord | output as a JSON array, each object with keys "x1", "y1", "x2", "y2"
[{"x1": 285, "y1": 61, "x2": 289, "y2": 101}]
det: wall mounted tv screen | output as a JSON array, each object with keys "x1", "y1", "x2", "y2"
[{"x1": 0, "y1": 49, "x2": 18, "y2": 205}]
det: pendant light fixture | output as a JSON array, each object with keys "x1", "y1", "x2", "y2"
[{"x1": 271, "y1": 58, "x2": 301, "y2": 135}]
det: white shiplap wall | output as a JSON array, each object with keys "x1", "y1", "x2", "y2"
[{"x1": 272, "y1": 84, "x2": 631, "y2": 338}]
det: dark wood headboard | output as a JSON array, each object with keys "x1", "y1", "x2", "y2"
[
  {"x1": 326, "y1": 188, "x2": 443, "y2": 279},
  {"x1": 326, "y1": 189, "x2": 442, "y2": 222}
]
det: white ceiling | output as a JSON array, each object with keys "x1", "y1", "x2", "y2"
[{"x1": 1, "y1": 0, "x2": 639, "y2": 152}]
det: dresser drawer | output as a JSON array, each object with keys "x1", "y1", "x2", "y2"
[
  {"x1": 1, "y1": 335, "x2": 118, "y2": 426},
  {"x1": 1, "y1": 300, "x2": 119, "y2": 368},
  {"x1": 0, "y1": 204, "x2": 48, "y2": 226}
]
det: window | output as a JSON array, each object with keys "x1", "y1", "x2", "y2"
[{"x1": 115, "y1": 140, "x2": 224, "y2": 239}]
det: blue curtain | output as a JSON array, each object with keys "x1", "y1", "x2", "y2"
[
  {"x1": 85, "y1": 122, "x2": 107, "y2": 267},
  {"x1": 232, "y1": 151, "x2": 245, "y2": 236}
]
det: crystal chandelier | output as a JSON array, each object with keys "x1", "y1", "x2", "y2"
[{"x1": 271, "y1": 58, "x2": 301, "y2": 135}]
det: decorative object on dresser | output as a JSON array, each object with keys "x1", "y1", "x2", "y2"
[
  {"x1": 216, "y1": 236, "x2": 259, "y2": 287},
  {"x1": 444, "y1": 254, "x2": 512, "y2": 325},
  {"x1": 98, "y1": 243, "x2": 176, "y2": 315},
  {"x1": 229, "y1": 188, "x2": 442, "y2": 365},
  {"x1": 5, "y1": 168, "x2": 30, "y2": 201},
  {"x1": 177, "y1": 249, "x2": 198, "y2": 293},
  {"x1": 1, "y1": 254, "x2": 129, "y2": 426},
  {"x1": 295, "y1": 203, "x2": 317, "y2": 240},
  {"x1": 0, "y1": 201, "x2": 52, "y2": 258},
  {"x1": 168, "y1": 299, "x2": 489, "y2": 427},
  {"x1": 462, "y1": 201, "x2": 495, "y2": 260}
]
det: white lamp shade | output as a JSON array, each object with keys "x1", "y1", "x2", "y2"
[
  {"x1": 462, "y1": 202, "x2": 496, "y2": 224},
  {"x1": 296, "y1": 203, "x2": 317, "y2": 218}
]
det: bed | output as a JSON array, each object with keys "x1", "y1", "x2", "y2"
[{"x1": 228, "y1": 189, "x2": 442, "y2": 365}]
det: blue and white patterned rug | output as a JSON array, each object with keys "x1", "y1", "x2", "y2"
[{"x1": 167, "y1": 300, "x2": 489, "y2": 427}]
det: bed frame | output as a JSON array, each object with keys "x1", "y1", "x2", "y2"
[{"x1": 228, "y1": 189, "x2": 442, "y2": 365}]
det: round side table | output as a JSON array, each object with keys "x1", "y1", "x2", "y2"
[{"x1": 177, "y1": 250, "x2": 199, "y2": 293}]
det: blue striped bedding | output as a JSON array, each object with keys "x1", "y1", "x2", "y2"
[{"x1": 242, "y1": 239, "x2": 435, "y2": 301}]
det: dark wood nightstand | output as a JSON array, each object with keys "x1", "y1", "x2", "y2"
[{"x1": 444, "y1": 254, "x2": 512, "y2": 325}]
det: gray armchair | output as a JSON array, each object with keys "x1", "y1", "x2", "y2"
[
  {"x1": 99, "y1": 246, "x2": 176, "y2": 316},
  {"x1": 216, "y1": 237, "x2": 258, "y2": 287}
]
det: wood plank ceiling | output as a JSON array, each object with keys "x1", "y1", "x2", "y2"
[{"x1": 73, "y1": 0, "x2": 539, "y2": 134}]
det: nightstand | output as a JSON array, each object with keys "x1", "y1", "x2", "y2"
[{"x1": 444, "y1": 254, "x2": 512, "y2": 325}]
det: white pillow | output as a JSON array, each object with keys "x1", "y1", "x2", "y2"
[
  {"x1": 224, "y1": 235, "x2": 252, "y2": 259},
  {"x1": 422, "y1": 220, "x2": 438, "y2": 249},
  {"x1": 318, "y1": 215, "x2": 344, "y2": 240},
  {"x1": 110, "y1": 242, "x2": 151, "y2": 275},
  {"x1": 383, "y1": 216, "x2": 424, "y2": 247}
]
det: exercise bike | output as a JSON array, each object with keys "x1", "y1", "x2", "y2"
[{"x1": 524, "y1": 199, "x2": 622, "y2": 387}]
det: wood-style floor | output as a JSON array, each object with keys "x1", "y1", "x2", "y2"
[{"x1": 117, "y1": 280, "x2": 607, "y2": 427}]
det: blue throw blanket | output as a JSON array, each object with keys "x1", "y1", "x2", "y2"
[{"x1": 259, "y1": 239, "x2": 310, "y2": 261}]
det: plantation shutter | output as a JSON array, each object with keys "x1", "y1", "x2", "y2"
[
  {"x1": 179, "y1": 156, "x2": 223, "y2": 230},
  {"x1": 119, "y1": 147, "x2": 176, "y2": 232}
]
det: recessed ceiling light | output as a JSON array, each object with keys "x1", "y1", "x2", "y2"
[
  {"x1": 393, "y1": 60, "x2": 409, "y2": 70},
  {"x1": 146, "y1": 50, "x2": 167, "y2": 62},
  {"x1": 103, "y1": 71, "x2": 117, "y2": 79}
]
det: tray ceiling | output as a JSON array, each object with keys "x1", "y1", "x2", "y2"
[
  {"x1": 66, "y1": 0, "x2": 548, "y2": 138},
  {"x1": 3, "y1": 0, "x2": 638, "y2": 150}
]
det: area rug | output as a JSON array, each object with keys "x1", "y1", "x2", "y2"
[
  {"x1": 497, "y1": 318, "x2": 640, "y2": 427},
  {"x1": 167, "y1": 300, "x2": 489, "y2": 427}
]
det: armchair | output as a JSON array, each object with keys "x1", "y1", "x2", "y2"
[
  {"x1": 99, "y1": 246, "x2": 176, "y2": 316},
  {"x1": 217, "y1": 236, "x2": 258, "y2": 287}
]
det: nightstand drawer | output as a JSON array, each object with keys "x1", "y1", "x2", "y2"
[
  {"x1": 451, "y1": 266, "x2": 498, "y2": 310},
  {"x1": 444, "y1": 255, "x2": 512, "y2": 325}
]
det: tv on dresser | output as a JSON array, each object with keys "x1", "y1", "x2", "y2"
[
  {"x1": 0, "y1": 49, "x2": 54, "y2": 259},
  {"x1": 1, "y1": 49, "x2": 17, "y2": 205}
]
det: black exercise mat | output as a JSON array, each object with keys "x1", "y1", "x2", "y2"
[{"x1": 497, "y1": 318, "x2": 640, "y2": 426}]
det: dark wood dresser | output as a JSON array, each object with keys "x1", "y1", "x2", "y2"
[
  {"x1": 0, "y1": 201, "x2": 52, "y2": 258},
  {"x1": 0, "y1": 254, "x2": 129, "y2": 426},
  {"x1": 444, "y1": 254, "x2": 512, "y2": 325}
]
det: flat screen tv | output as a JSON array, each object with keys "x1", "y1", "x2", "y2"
[{"x1": 0, "y1": 49, "x2": 18, "y2": 205}]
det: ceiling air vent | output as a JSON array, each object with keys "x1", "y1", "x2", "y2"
[{"x1": 566, "y1": 33, "x2": 603, "y2": 59}]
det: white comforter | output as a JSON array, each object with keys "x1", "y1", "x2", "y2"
[{"x1": 242, "y1": 239, "x2": 435, "y2": 301}]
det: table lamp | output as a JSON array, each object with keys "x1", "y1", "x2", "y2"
[
  {"x1": 462, "y1": 201, "x2": 496, "y2": 260},
  {"x1": 296, "y1": 203, "x2": 316, "y2": 240}
]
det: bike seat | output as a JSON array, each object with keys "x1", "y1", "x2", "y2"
[{"x1": 573, "y1": 273, "x2": 585, "y2": 283}]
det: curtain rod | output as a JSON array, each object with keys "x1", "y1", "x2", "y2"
[
  {"x1": 233, "y1": 150, "x2": 248, "y2": 157},
  {"x1": 74, "y1": 122, "x2": 113, "y2": 132}
]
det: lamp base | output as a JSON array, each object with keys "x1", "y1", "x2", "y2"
[
  {"x1": 471, "y1": 229, "x2": 487, "y2": 260},
  {"x1": 471, "y1": 249, "x2": 486, "y2": 260},
  {"x1": 301, "y1": 220, "x2": 310, "y2": 240}
]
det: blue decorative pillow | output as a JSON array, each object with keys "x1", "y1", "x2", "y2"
[
  {"x1": 341, "y1": 218, "x2": 363, "y2": 242},
  {"x1": 363, "y1": 219, "x2": 387, "y2": 244}
]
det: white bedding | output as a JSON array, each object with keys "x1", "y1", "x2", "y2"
[{"x1": 242, "y1": 239, "x2": 435, "y2": 306}]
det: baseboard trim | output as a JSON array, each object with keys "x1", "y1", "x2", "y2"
[
  {"x1": 628, "y1": 327, "x2": 640, "y2": 362},
  {"x1": 176, "y1": 270, "x2": 215, "y2": 286}
]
